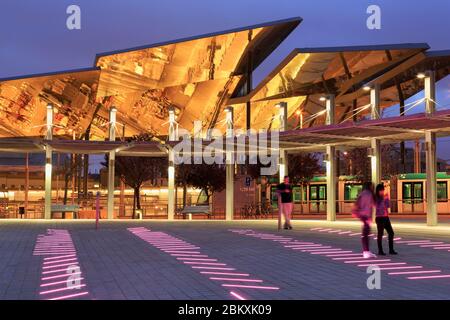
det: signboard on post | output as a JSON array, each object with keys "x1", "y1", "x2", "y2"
[{"x1": 95, "y1": 191, "x2": 100, "y2": 230}]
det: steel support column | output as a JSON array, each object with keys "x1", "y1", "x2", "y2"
[
  {"x1": 44, "y1": 104, "x2": 53, "y2": 219},
  {"x1": 107, "y1": 107, "x2": 117, "y2": 220},
  {"x1": 324, "y1": 95, "x2": 336, "y2": 221},
  {"x1": 424, "y1": 71, "x2": 437, "y2": 226},
  {"x1": 167, "y1": 106, "x2": 177, "y2": 220},
  {"x1": 225, "y1": 106, "x2": 234, "y2": 221}
]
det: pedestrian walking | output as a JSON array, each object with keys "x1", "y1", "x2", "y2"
[
  {"x1": 374, "y1": 183, "x2": 398, "y2": 255},
  {"x1": 352, "y1": 182, "x2": 376, "y2": 258},
  {"x1": 276, "y1": 176, "x2": 293, "y2": 230}
]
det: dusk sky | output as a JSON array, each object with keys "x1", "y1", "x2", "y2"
[{"x1": 1, "y1": 0, "x2": 449, "y2": 169}]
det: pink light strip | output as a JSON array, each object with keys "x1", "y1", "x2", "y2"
[
  {"x1": 230, "y1": 291, "x2": 246, "y2": 300},
  {"x1": 44, "y1": 254, "x2": 76, "y2": 260},
  {"x1": 200, "y1": 272, "x2": 250, "y2": 276},
  {"x1": 191, "y1": 266, "x2": 236, "y2": 271},
  {"x1": 177, "y1": 258, "x2": 218, "y2": 262},
  {"x1": 378, "y1": 266, "x2": 423, "y2": 270},
  {"x1": 357, "y1": 263, "x2": 406, "y2": 267},
  {"x1": 42, "y1": 272, "x2": 81, "y2": 281},
  {"x1": 183, "y1": 262, "x2": 227, "y2": 266},
  {"x1": 222, "y1": 284, "x2": 279, "y2": 290},
  {"x1": 49, "y1": 291, "x2": 89, "y2": 300},
  {"x1": 40, "y1": 284, "x2": 86, "y2": 295},
  {"x1": 408, "y1": 274, "x2": 450, "y2": 280},
  {"x1": 388, "y1": 270, "x2": 441, "y2": 275},
  {"x1": 44, "y1": 258, "x2": 78, "y2": 265},
  {"x1": 311, "y1": 250, "x2": 354, "y2": 255},
  {"x1": 326, "y1": 253, "x2": 362, "y2": 257},
  {"x1": 210, "y1": 277, "x2": 263, "y2": 282},
  {"x1": 344, "y1": 259, "x2": 391, "y2": 264},
  {"x1": 40, "y1": 277, "x2": 84, "y2": 287},
  {"x1": 43, "y1": 262, "x2": 80, "y2": 269}
]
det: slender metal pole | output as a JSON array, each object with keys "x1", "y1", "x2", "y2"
[
  {"x1": 107, "y1": 107, "x2": 116, "y2": 220},
  {"x1": 225, "y1": 106, "x2": 234, "y2": 221}
]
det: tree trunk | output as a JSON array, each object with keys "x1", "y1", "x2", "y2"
[
  {"x1": 63, "y1": 173, "x2": 70, "y2": 205},
  {"x1": 182, "y1": 184, "x2": 187, "y2": 208}
]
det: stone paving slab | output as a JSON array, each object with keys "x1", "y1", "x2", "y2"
[{"x1": 0, "y1": 220, "x2": 449, "y2": 300}]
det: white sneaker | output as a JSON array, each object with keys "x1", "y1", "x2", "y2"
[{"x1": 363, "y1": 251, "x2": 377, "y2": 259}]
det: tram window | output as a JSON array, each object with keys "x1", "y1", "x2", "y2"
[
  {"x1": 437, "y1": 182, "x2": 448, "y2": 202},
  {"x1": 292, "y1": 186, "x2": 307, "y2": 203},
  {"x1": 344, "y1": 184, "x2": 362, "y2": 201},
  {"x1": 271, "y1": 186, "x2": 278, "y2": 208}
]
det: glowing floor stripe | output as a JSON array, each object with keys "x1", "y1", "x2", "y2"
[
  {"x1": 230, "y1": 229, "x2": 444, "y2": 283},
  {"x1": 407, "y1": 274, "x2": 450, "y2": 279},
  {"x1": 128, "y1": 227, "x2": 281, "y2": 300},
  {"x1": 33, "y1": 229, "x2": 89, "y2": 300},
  {"x1": 309, "y1": 227, "x2": 450, "y2": 259},
  {"x1": 388, "y1": 270, "x2": 442, "y2": 275},
  {"x1": 230, "y1": 291, "x2": 246, "y2": 300}
]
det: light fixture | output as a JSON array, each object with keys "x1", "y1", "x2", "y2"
[
  {"x1": 295, "y1": 110, "x2": 301, "y2": 116},
  {"x1": 363, "y1": 85, "x2": 372, "y2": 91},
  {"x1": 319, "y1": 96, "x2": 327, "y2": 102},
  {"x1": 417, "y1": 72, "x2": 426, "y2": 79}
]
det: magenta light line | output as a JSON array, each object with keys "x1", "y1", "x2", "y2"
[
  {"x1": 41, "y1": 277, "x2": 84, "y2": 287},
  {"x1": 301, "y1": 247, "x2": 338, "y2": 252},
  {"x1": 164, "y1": 251, "x2": 201, "y2": 254},
  {"x1": 349, "y1": 233, "x2": 361, "y2": 236},
  {"x1": 326, "y1": 253, "x2": 361, "y2": 257},
  {"x1": 40, "y1": 284, "x2": 86, "y2": 295},
  {"x1": 183, "y1": 262, "x2": 227, "y2": 266},
  {"x1": 408, "y1": 274, "x2": 450, "y2": 280},
  {"x1": 200, "y1": 272, "x2": 250, "y2": 276},
  {"x1": 338, "y1": 231, "x2": 352, "y2": 234},
  {"x1": 170, "y1": 254, "x2": 209, "y2": 257},
  {"x1": 432, "y1": 247, "x2": 450, "y2": 250},
  {"x1": 344, "y1": 259, "x2": 391, "y2": 264},
  {"x1": 42, "y1": 272, "x2": 81, "y2": 281},
  {"x1": 378, "y1": 266, "x2": 423, "y2": 270},
  {"x1": 284, "y1": 243, "x2": 316, "y2": 247},
  {"x1": 34, "y1": 252, "x2": 77, "y2": 256},
  {"x1": 192, "y1": 266, "x2": 236, "y2": 270},
  {"x1": 357, "y1": 262, "x2": 407, "y2": 267},
  {"x1": 48, "y1": 291, "x2": 89, "y2": 300},
  {"x1": 388, "y1": 270, "x2": 442, "y2": 275},
  {"x1": 177, "y1": 258, "x2": 218, "y2": 262},
  {"x1": 292, "y1": 246, "x2": 331, "y2": 250},
  {"x1": 396, "y1": 240, "x2": 431, "y2": 244},
  {"x1": 230, "y1": 291, "x2": 246, "y2": 300},
  {"x1": 333, "y1": 256, "x2": 372, "y2": 260},
  {"x1": 210, "y1": 277, "x2": 263, "y2": 282},
  {"x1": 43, "y1": 262, "x2": 79, "y2": 269},
  {"x1": 44, "y1": 254, "x2": 76, "y2": 261},
  {"x1": 44, "y1": 258, "x2": 78, "y2": 265},
  {"x1": 417, "y1": 242, "x2": 445, "y2": 247},
  {"x1": 311, "y1": 250, "x2": 354, "y2": 255},
  {"x1": 222, "y1": 284, "x2": 279, "y2": 290},
  {"x1": 328, "y1": 230, "x2": 342, "y2": 233},
  {"x1": 161, "y1": 247, "x2": 200, "y2": 251},
  {"x1": 42, "y1": 267, "x2": 78, "y2": 275}
]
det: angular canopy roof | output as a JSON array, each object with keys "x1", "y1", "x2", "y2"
[
  {"x1": 229, "y1": 44, "x2": 450, "y2": 131},
  {"x1": 0, "y1": 17, "x2": 301, "y2": 141}
]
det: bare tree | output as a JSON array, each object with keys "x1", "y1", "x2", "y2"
[{"x1": 102, "y1": 133, "x2": 167, "y2": 218}]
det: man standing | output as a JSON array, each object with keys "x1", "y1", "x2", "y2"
[{"x1": 276, "y1": 176, "x2": 293, "y2": 230}]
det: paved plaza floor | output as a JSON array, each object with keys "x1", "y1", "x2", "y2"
[{"x1": 0, "y1": 218, "x2": 450, "y2": 300}]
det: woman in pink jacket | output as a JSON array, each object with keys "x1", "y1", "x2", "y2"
[{"x1": 353, "y1": 182, "x2": 376, "y2": 258}]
